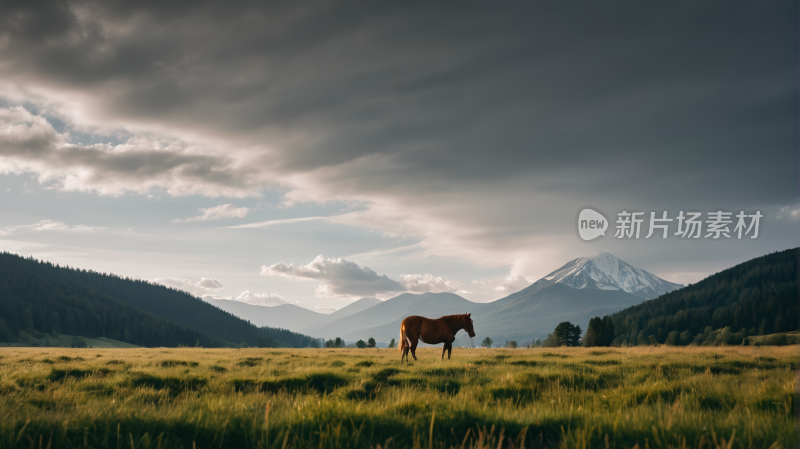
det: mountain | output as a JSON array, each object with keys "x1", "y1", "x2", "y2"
[
  {"x1": 0, "y1": 252, "x2": 319, "y2": 348},
  {"x1": 461, "y1": 252, "x2": 681, "y2": 345},
  {"x1": 608, "y1": 248, "x2": 798, "y2": 345},
  {"x1": 202, "y1": 297, "x2": 385, "y2": 335},
  {"x1": 0, "y1": 253, "x2": 232, "y2": 347},
  {"x1": 300, "y1": 297, "x2": 382, "y2": 332},
  {"x1": 517, "y1": 252, "x2": 684, "y2": 300},
  {"x1": 205, "y1": 299, "x2": 326, "y2": 331},
  {"x1": 310, "y1": 292, "x2": 482, "y2": 342},
  {"x1": 463, "y1": 284, "x2": 643, "y2": 346},
  {"x1": 300, "y1": 253, "x2": 681, "y2": 345}
]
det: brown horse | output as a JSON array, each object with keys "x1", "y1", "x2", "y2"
[{"x1": 398, "y1": 313, "x2": 475, "y2": 362}]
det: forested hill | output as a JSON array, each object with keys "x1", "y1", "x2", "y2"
[
  {"x1": 0, "y1": 252, "x2": 318, "y2": 348},
  {"x1": 0, "y1": 254, "x2": 231, "y2": 347},
  {"x1": 610, "y1": 248, "x2": 798, "y2": 345}
]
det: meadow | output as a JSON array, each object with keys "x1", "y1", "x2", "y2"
[{"x1": 0, "y1": 346, "x2": 796, "y2": 449}]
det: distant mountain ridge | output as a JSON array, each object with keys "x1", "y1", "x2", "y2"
[
  {"x1": 203, "y1": 297, "x2": 385, "y2": 335},
  {"x1": 301, "y1": 297, "x2": 382, "y2": 332},
  {"x1": 205, "y1": 299, "x2": 325, "y2": 331}
]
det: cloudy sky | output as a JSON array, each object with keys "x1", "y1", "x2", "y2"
[{"x1": 0, "y1": 1, "x2": 796, "y2": 311}]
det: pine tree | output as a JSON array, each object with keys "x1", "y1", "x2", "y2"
[
  {"x1": 600, "y1": 316, "x2": 615, "y2": 346},
  {"x1": 568, "y1": 325, "x2": 581, "y2": 347},
  {"x1": 554, "y1": 322, "x2": 572, "y2": 346},
  {"x1": 554, "y1": 322, "x2": 581, "y2": 347},
  {"x1": 583, "y1": 317, "x2": 603, "y2": 347}
]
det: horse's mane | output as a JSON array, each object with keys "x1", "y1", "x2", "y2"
[{"x1": 441, "y1": 314, "x2": 466, "y2": 330}]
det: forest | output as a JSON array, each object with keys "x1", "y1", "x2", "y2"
[
  {"x1": 0, "y1": 252, "x2": 318, "y2": 348},
  {"x1": 605, "y1": 248, "x2": 797, "y2": 346}
]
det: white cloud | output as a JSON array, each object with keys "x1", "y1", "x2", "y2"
[
  {"x1": 222, "y1": 212, "x2": 366, "y2": 229},
  {"x1": 314, "y1": 305, "x2": 337, "y2": 314},
  {"x1": 153, "y1": 276, "x2": 224, "y2": 297},
  {"x1": 0, "y1": 219, "x2": 105, "y2": 235},
  {"x1": 201, "y1": 290, "x2": 289, "y2": 306},
  {"x1": 197, "y1": 277, "x2": 224, "y2": 289},
  {"x1": 260, "y1": 254, "x2": 466, "y2": 299},
  {"x1": 493, "y1": 271, "x2": 530, "y2": 293},
  {"x1": 173, "y1": 204, "x2": 249, "y2": 223},
  {"x1": 262, "y1": 255, "x2": 406, "y2": 298},
  {"x1": 223, "y1": 215, "x2": 333, "y2": 229},
  {"x1": 398, "y1": 273, "x2": 459, "y2": 293},
  {"x1": 776, "y1": 202, "x2": 800, "y2": 222},
  {"x1": 226, "y1": 290, "x2": 289, "y2": 306}
]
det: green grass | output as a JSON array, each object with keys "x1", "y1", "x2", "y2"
[
  {"x1": 746, "y1": 331, "x2": 800, "y2": 346},
  {"x1": 2, "y1": 334, "x2": 140, "y2": 348},
  {"x1": 0, "y1": 346, "x2": 796, "y2": 448}
]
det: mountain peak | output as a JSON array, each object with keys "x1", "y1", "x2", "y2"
[
  {"x1": 572, "y1": 251, "x2": 615, "y2": 263},
  {"x1": 531, "y1": 252, "x2": 682, "y2": 299}
]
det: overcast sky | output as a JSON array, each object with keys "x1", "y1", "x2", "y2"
[{"x1": 0, "y1": 1, "x2": 796, "y2": 311}]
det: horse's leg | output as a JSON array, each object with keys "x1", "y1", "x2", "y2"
[
  {"x1": 441, "y1": 345, "x2": 446, "y2": 360},
  {"x1": 410, "y1": 339, "x2": 418, "y2": 361},
  {"x1": 447, "y1": 343, "x2": 453, "y2": 360}
]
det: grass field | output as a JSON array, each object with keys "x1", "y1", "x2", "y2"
[
  {"x1": 0, "y1": 346, "x2": 796, "y2": 449},
  {"x1": 2, "y1": 334, "x2": 141, "y2": 349}
]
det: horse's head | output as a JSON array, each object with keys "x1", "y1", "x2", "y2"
[{"x1": 464, "y1": 313, "x2": 476, "y2": 338}]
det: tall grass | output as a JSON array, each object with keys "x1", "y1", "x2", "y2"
[{"x1": 0, "y1": 346, "x2": 795, "y2": 448}]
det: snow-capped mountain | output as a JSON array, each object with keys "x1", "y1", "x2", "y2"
[
  {"x1": 455, "y1": 252, "x2": 685, "y2": 345},
  {"x1": 526, "y1": 252, "x2": 683, "y2": 299}
]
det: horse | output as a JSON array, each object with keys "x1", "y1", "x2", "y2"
[{"x1": 398, "y1": 313, "x2": 475, "y2": 362}]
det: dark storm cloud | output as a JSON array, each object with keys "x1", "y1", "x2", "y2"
[
  {"x1": 0, "y1": 107, "x2": 265, "y2": 196},
  {"x1": 0, "y1": 1, "x2": 795, "y2": 205}
]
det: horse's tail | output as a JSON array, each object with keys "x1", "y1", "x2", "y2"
[{"x1": 398, "y1": 323, "x2": 407, "y2": 352}]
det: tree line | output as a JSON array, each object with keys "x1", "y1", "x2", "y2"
[{"x1": 320, "y1": 337, "x2": 394, "y2": 348}]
